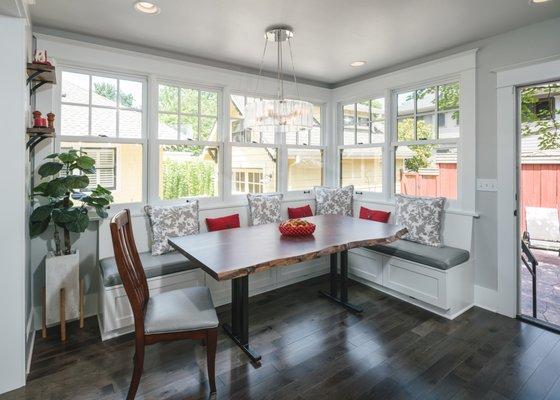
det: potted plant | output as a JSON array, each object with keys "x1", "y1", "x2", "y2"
[{"x1": 30, "y1": 149, "x2": 114, "y2": 329}]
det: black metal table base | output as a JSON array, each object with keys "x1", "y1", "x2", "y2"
[
  {"x1": 318, "y1": 251, "x2": 363, "y2": 313},
  {"x1": 222, "y1": 323, "x2": 262, "y2": 364},
  {"x1": 224, "y1": 250, "x2": 362, "y2": 366},
  {"x1": 224, "y1": 275, "x2": 262, "y2": 365}
]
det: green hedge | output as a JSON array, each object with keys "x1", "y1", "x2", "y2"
[{"x1": 161, "y1": 159, "x2": 216, "y2": 199}]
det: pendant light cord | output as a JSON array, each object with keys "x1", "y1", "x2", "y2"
[
  {"x1": 287, "y1": 37, "x2": 301, "y2": 101},
  {"x1": 255, "y1": 38, "x2": 268, "y2": 94}
]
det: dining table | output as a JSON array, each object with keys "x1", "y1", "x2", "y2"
[{"x1": 169, "y1": 214, "x2": 407, "y2": 365}]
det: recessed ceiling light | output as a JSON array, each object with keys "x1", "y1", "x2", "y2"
[
  {"x1": 134, "y1": 1, "x2": 160, "y2": 14},
  {"x1": 529, "y1": 0, "x2": 550, "y2": 4},
  {"x1": 350, "y1": 61, "x2": 366, "y2": 67}
]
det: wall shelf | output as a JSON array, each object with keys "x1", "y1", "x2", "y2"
[
  {"x1": 26, "y1": 63, "x2": 56, "y2": 96},
  {"x1": 27, "y1": 127, "x2": 55, "y2": 151}
]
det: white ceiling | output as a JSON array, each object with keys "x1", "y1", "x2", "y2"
[{"x1": 28, "y1": 0, "x2": 560, "y2": 86}]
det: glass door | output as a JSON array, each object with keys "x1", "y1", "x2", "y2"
[{"x1": 517, "y1": 80, "x2": 560, "y2": 328}]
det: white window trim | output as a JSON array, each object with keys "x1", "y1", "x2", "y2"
[
  {"x1": 333, "y1": 49, "x2": 476, "y2": 214},
  {"x1": 227, "y1": 90, "x2": 327, "y2": 202},
  {"x1": 149, "y1": 79, "x2": 223, "y2": 207},
  {"x1": 390, "y1": 78, "x2": 461, "y2": 209},
  {"x1": 54, "y1": 64, "x2": 149, "y2": 213},
  {"x1": 337, "y1": 95, "x2": 388, "y2": 201}
]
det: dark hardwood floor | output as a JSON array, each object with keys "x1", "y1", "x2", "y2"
[{"x1": 3, "y1": 275, "x2": 560, "y2": 400}]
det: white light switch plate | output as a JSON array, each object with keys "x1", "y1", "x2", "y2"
[{"x1": 476, "y1": 179, "x2": 497, "y2": 191}]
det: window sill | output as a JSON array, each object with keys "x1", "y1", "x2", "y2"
[{"x1": 354, "y1": 197, "x2": 479, "y2": 218}]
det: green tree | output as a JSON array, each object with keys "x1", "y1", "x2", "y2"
[
  {"x1": 93, "y1": 82, "x2": 134, "y2": 108},
  {"x1": 520, "y1": 83, "x2": 560, "y2": 150},
  {"x1": 157, "y1": 86, "x2": 217, "y2": 141},
  {"x1": 399, "y1": 83, "x2": 460, "y2": 172},
  {"x1": 397, "y1": 118, "x2": 434, "y2": 172}
]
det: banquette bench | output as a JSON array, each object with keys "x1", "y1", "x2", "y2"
[
  {"x1": 97, "y1": 203, "x2": 474, "y2": 339},
  {"x1": 348, "y1": 204, "x2": 474, "y2": 319},
  {"x1": 96, "y1": 206, "x2": 328, "y2": 340}
]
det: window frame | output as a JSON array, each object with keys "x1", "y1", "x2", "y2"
[
  {"x1": 152, "y1": 79, "x2": 223, "y2": 206},
  {"x1": 338, "y1": 95, "x2": 388, "y2": 199},
  {"x1": 227, "y1": 90, "x2": 326, "y2": 201},
  {"x1": 390, "y1": 78, "x2": 461, "y2": 203},
  {"x1": 55, "y1": 65, "x2": 149, "y2": 210}
]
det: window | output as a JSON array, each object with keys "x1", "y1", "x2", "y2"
[
  {"x1": 59, "y1": 69, "x2": 145, "y2": 204},
  {"x1": 61, "y1": 71, "x2": 143, "y2": 138},
  {"x1": 229, "y1": 94, "x2": 324, "y2": 195},
  {"x1": 233, "y1": 170, "x2": 264, "y2": 194},
  {"x1": 343, "y1": 98, "x2": 385, "y2": 145},
  {"x1": 287, "y1": 148, "x2": 323, "y2": 191},
  {"x1": 394, "y1": 82, "x2": 459, "y2": 199},
  {"x1": 157, "y1": 84, "x2": 220, "y2": 200},
  {"x1": 82, "y1": 148, "x2": 116, "y2": 189},
  {"x1": 61, "y1": 142, "x2": 143, "y2": 204},
  {"x1": 340, "y1": 97, "x2": 385, "y2": 193},
  {"x1": 340, "y1": 147, "x2": 382, "y2": 192},
  {"x1": 231, "y1": 146, "x2": 277, "y2": 194}
]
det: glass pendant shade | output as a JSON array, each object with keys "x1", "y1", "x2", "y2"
[
  {"x1": 245, "y1": 26, "x2": 314, "y2": 134},
  {"x1": 245, "y1": 98, "x2": 314, "y2": 133}
]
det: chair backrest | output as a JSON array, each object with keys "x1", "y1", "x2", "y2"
[{"x1": 110, "y1": 209, "x2": 149, "y2": 334}]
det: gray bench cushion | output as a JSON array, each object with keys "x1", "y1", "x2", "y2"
[
  {"x1": 368, "y1": 240, "x2": 469, "y2": 270},
  {"x1": 99, "y1": 251, "x2": 194, "y2": 287},
  {"x1": 144, "y1": 287, "x2": 219, "y2": 334}
]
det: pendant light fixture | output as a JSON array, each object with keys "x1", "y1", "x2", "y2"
[{"x1": 244, "y1": 26, "x2": 314, "y2": 134}]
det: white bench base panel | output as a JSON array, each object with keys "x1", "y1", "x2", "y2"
[{"x1": 348, "y1": 247, "x2": 474, "y2": 319}]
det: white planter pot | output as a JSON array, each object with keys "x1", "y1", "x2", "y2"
[{"x1": 45, "y1": 251, "x2": 80, "y2": 326}]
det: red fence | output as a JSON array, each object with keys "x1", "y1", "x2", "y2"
[
  {"x1": 399, "y1": 163, "x2": 560, "y2": 233},
  {"x1": 520, "y1": 164, "x2": 560, "y2": 232},
  {"x1": 400, "y1": 163, "x2": 458, "y2": 199}
]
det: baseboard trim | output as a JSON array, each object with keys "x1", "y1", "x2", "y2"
[{"x1": 474, "y1": 285, "x2": 498, "y2": 312}]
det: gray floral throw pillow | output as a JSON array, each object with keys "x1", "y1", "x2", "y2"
[
  {"x1": 247, "y1": 193, "x2": 283, "y2": 226},
  {"x1": 314, "y1": 185, "x2": 354, "y2": 216},
  {"x1": 395, "y1": 194, "x2": 445, "y2": 247},
  {"x1": 145, "y1": 201, "x2": 200, "y2": 255}
]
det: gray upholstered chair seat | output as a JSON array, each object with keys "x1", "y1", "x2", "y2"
[
  {"x1": 99, "y1": 251, "x2": 195, "y2": 287},
  {"x1": 144, "y1": 287, "x2": 219, "y2": 334},
  {"x1": 368, "y1": 240, "x2": 469, "y2": 270}
]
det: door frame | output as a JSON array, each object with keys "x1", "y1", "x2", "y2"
[{"x1": 496, "y1": 57, "x2": 560, "y2": 317}]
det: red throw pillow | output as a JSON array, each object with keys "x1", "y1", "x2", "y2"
[
  {"x1": 359, "y1": 207, "x2": 390, "y2": 223},
  {"x1": 288, "y1": 205, "x2": 313, "y2": 219},
  {"x1": 206, "y1": 214, "x2": 241, "y2": 232}
]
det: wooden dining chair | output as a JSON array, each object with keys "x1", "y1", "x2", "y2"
[{"x1": 110, "y1": 209, "x2": 219, "y2": 399}]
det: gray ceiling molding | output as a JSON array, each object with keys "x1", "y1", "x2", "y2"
[
  {"x1": 32, "y1": 25, "x2": 332, "y2": 89},
  {"x1": 330, "y1": 43, "x2": 480, "y2": 89},
  {"x1": 32, "y1": 25, "x2": 481, "y2": 90}
]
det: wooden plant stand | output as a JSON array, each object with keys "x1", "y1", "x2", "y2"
[{"x1": 41, "y1": 278, "x2": 85, "y2": 341}]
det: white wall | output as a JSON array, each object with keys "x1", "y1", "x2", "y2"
[{"x1": 0, "y1": 15, "x2": 29, "y2": 394}]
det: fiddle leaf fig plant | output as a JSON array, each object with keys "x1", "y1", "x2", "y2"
[{"x1": 30, "y1": 149, "x2": 114, "y2": 256}]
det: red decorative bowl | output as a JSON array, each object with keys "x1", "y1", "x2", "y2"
[{"x1": 279, "y1": 220, "x2": 316, "y2": 237}]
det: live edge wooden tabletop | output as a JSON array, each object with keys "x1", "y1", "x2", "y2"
[{"x1": 168, "y1": 214, "x2": 407, "y2": 281}]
